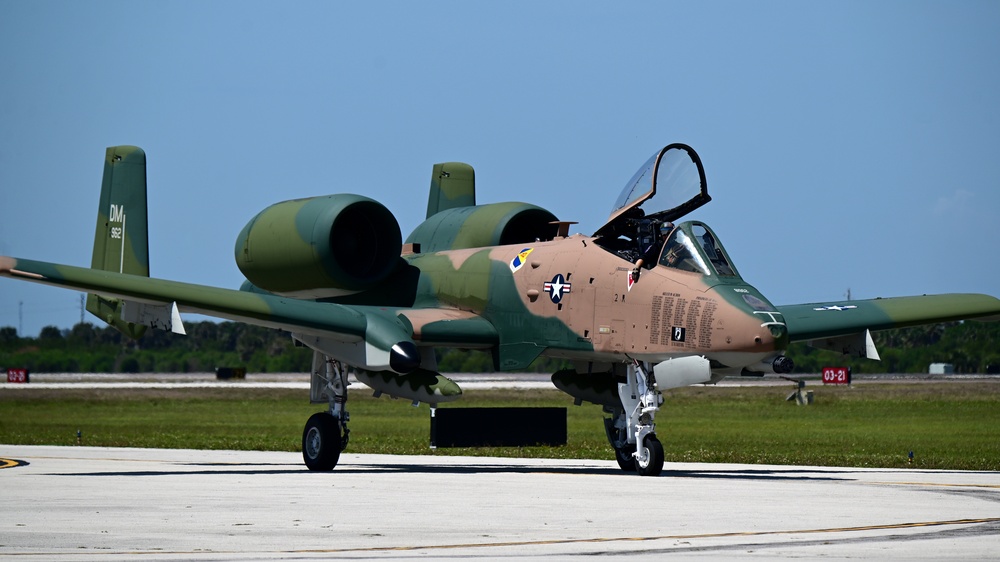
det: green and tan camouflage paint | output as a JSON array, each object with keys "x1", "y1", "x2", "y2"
[
  {"x1": 425, "y1": 162, "x2": 475, "y2": 219},
  {"x1": 86, "y1": 146, "x2": 149, "y2": 339},
  {"x1": 406, "y1": 202, "x2": 558, "y2": 253},
  {"x1": 3, "y1": 147, "x2": 1000, "y2": 383},
  {"x1": 235, "y1": 194, "x2": 402, "y2": 296}
]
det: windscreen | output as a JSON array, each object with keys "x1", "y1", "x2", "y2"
[{"x1": 658, "y1": 222, "x2": 739, "y2": 278}]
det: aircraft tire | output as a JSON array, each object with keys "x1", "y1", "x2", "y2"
[
  {"x1": 635, "y1": 435, "x2": 664, "y2": 476},
  {"x1": 302, "y1": 412, "x2": 342, "y2": 471},
  {"x1": 614, "y1": 445, "x2": 637, "y2": 472}
]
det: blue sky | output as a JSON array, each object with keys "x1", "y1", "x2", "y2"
[{"x1": 2, "y1": 1, "x2": 998, "y2": 336}]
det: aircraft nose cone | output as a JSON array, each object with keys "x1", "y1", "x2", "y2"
[
  {"x1": 389, "y1": 341, "x2": 420, "y2": 374},
  {"x1": 767, "y1": 323, "x2": 789, "y2": 348}
]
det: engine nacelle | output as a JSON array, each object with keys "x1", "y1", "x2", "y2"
[
  {"x1": 235, "y1": 194, "x2": 402, "y2": 297},
  {"x1": 406, "y1": 202, "x2": 559, "y2": 253}
]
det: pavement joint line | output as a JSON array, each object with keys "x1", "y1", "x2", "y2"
[
  {"x1": 7, "y1": 517, "x2": 998, "y2": 557},
  {"x1": 297, "y1": 517, "x2": 1000, "y2": 553},
  {"x1": 869, "y1": 481, "x2": 1000, "y2": 489}
]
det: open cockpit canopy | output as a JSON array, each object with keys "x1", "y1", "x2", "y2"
[
  {"x1": 595, "y1": 143, "x2": 710, "y2": 239},
  {"x1": 593, "y1": 145, "x2": 741, "y2": 279}
]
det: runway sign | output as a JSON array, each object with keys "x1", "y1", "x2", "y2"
[
  {"x1": 7, "y1": 368, "x2": 29, "y2": 383},
  {"x1": 822, "y1": 367, "x2": 851, "y2": 385}
]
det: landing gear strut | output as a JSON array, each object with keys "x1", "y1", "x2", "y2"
[
  {"x1": 605, "y1": 359, "x2": 665, "y2": 476},
  {"x1": 303, "y1": 353, "x2": 351, "y2": 471}
]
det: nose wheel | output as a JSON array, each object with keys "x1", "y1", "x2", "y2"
[
  {"x1": 634, "y1": 434, "x2": 664, "y2": 476},
  {"x1": 606, "y1": 360, "x2": 665, "y2": 476}
]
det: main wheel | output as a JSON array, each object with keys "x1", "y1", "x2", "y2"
[
  {"x1": 635, "y1": 435, "x2": 664, "y2": 476},
  {"x1": 614, "y1": 444, "x2": 637, "y2": 472},
  {"x1": 302, "y1": 412, "x2": 342, "y2": 471}
]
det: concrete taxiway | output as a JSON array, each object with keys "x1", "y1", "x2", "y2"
[{"x1": 1, "y1": 445, "x2": 998, "y2": 560}]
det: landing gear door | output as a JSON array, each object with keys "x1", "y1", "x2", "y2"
[{"x1": 595, "y1": 144, "x2": 711, "y2": 238}]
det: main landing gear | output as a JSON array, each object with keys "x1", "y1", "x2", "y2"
[
  {"x1": 604, "y1": 359, "x2": 665, "y2": 476},
  {"x1": 303, "y1": 353, "x2": 351, "y2": 471}
]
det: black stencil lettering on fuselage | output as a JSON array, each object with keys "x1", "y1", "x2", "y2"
[
  {"x1": 685, "y1": 300, "x2": 702, "y2": 348},
  {"x1": 698, "y1": 297, "x2": 717, "y2": 348},
  {"x1": 650, "y1": 296, "x2": 663, "y2": 345},
  {"x1": 659, "y1": 293, "x2": 679, "y2": 346},
  {"x1": 650, "y1": 295, "x2": 718, "y2": 349}
]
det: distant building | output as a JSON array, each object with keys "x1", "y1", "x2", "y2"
[{"x1": 929, "y1": 363, "x2": 954, "y2": 375}]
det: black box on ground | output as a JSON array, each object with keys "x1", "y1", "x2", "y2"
[{"x1": 430, "y1": 407, "x2": 567, "y2": 448}]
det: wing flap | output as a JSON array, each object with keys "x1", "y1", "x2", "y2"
[{"x1": 807, "y1": 329, "x2": 881, "y2": 360}]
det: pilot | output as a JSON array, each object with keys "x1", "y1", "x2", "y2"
[{"x1": 631, "y1": 221, "x2": 673, "y2": 282}]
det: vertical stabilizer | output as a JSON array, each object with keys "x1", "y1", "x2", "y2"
[
  {"x1": 426, "y1": 162, "x2": 475, "y2": 219},
  {"x1": 85, "y1": 146, "x2": 149, "y2": 339}
]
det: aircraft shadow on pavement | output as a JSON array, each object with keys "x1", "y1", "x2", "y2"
[
  {"x1": 47, "y1": 460, "x2": 982, "y2": 480},
  {"x1": 327, "y1": 463, "x2": 847, "y2": 481},
  {"x1": 46, "y1": 463, "x2": 849, "y2": 480}
]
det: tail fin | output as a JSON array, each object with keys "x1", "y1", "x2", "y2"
[
  {"x1": 85, "y1": 146, "x2": 150, "y2": 339},
  {"x1": 425, "y1": 162, "x2": 475, "y2": 219}
]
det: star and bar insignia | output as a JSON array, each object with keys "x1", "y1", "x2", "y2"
[
  {"x1": 543, "y1": 273, "x2": 572, "y2": 304},
  {"x1": 812, "y1": 305, "x2": 858, "y2": 311}
]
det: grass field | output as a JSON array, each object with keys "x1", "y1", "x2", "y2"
[{"x1": 2, "y1": 382, "x2": 999, "y2": 470}]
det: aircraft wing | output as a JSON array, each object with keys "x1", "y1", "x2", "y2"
[
  {"x1": 0, "y1": 256, "x2": 498, "y2": 370},
  {"x1": 776, "y1": 294, "x2": 1000, "y2": 357}
]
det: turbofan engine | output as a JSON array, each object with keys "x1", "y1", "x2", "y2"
[
  {"x1": 406, "y1": 202, "x2": 559, "y2": 253},
  {"x1": 235, "y1": 194, "x2": 402, "y2": 297}
]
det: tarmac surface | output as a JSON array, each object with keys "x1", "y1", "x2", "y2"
[{"x1": 2, "y1": 445, "x2": 999, "y2": 561}]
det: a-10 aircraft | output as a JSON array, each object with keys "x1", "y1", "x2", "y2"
[{"x1": 3, "y1": 144, "x2": 999, "y2": 476}]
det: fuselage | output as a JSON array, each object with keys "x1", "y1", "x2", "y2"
[{"x1": 406, "y1": 228, "x2": 788, "y2": 374}]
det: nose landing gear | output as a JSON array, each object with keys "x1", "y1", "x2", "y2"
[{"x1": 606, "y1": 359, "x2": 665, "y2": 476}]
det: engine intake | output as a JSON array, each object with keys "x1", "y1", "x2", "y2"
[{"x1": 235, "y1": 194, "x2": 402, "y2": 296}]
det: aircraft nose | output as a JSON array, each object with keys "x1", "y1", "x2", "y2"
[
  {"x1": 754, "y1": 321, "x2": 789, "y2": 350},
  {"x1": 768, "y1": 322, "x2": 788, "y2": 345}
]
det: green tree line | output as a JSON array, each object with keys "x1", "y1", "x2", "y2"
[
  {"x1": 785, "y1": 321, "x2": 1000, "y2": 374},
  {"x1": 0, "y1": 322, "x2": 567, "y2": 374},
  {"x1": 1, "y1": 320, "x2": 997, "y2": 374}
]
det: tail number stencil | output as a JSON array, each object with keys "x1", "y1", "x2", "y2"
[
  {"x1": 110, "y1": 204, "x2": 125, "y2": 223},
  {"x1": 109, "y1": 204, "x2": 126, "y2": 240}
]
